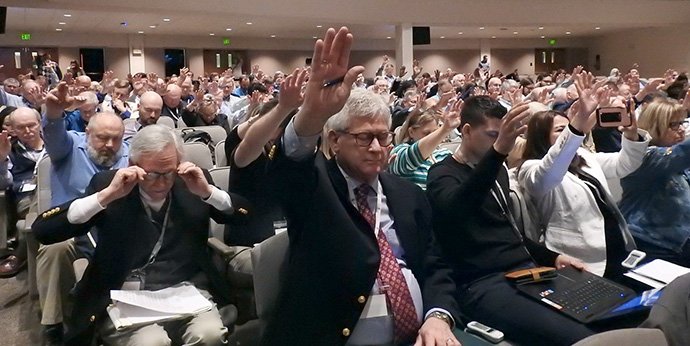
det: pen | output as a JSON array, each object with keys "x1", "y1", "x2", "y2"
[{"x1": 323, "y1": 76, "x2": 345, "y2": 88}]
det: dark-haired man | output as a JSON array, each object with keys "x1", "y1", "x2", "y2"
[{"x1": 427, "y1": 96, "x2": 594, "y2": 346}]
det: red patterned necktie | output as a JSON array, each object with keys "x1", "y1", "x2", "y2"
[{"x1": 354, "y1": 183, "x2": 419, "y2": 344}]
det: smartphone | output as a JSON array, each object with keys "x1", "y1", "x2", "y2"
[{"x1": 597, "y1": 107, "x2": 631, "y2": 128}]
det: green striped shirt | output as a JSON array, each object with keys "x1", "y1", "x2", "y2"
[{"x1": 389, "y1": 142, "x2": 452, "y2": 190}]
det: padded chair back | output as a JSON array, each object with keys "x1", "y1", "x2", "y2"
[
  {"x1": 180, "y1": 125, "x2": 227, "y2": 145},
  {"x1": 182, "y1": 142, "x2": 214, "y2": 170},
  {"x1": 251, "y1": 231, "x2": 289, "y2": 337},
  {"x1": 208, "y1": 167, "x2": 231, "y2": 240},
  {"x1": 215, "y1": 140, "x2": 227, "y2": 167},
  {"x1": 572, "y1": 328, "x2": 668, "y2": 346},
  {"x1": 438, "y1": 141, "x2": 460, "y2": 153},
  {"x1": 157, "y1": 116, "x2": 176, "y2": 129},
  {"x1": 508, "y1": 168, "x2": 542, "y2": 243},
  {"x1": 36, "y1": 155, "x2": 52, "y2": 213}
]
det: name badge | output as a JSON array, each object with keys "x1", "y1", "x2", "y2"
[
  {"x1": 121, "y1": 271, "x2": 145, "y2": 291},
  {"x1": 361, "y1": 294, "x2": 389, "y2": 319},
  {"x1": 20, "y1": 182, "x2": 36, "y2": 193}
]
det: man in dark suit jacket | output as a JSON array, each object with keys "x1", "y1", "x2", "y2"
[
  {"x1": 32, "y1": 125, "x2": 251, "y2": 346},
  {"x1": 260, "y1": 27, "x2": 460, "y2": 346}
]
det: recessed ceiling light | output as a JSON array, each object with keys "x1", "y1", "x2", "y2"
[
  {"x1": 209, "y1": 33, "x2": 215, "y2": 36},
  {"x1": 271, "y1": 34, "x2": 276, "y2": 38},
  {"x1": 538, "y1": 26, "x2": 544, "y2": 30},
  {"x1": 440, "y1": 36, "x2": 445, "y2": 39},
  {"x1": 55, "y1": 28, "x2": 63, "y2": 32},
  {"x1": 63, "y1": 14, "x2": 72, "y2": 17},
  {"x1": 316, "y1": 25, "x2": 322, "y2": 28},
  {"x1": 491, "y1": 35, "x2": 496, "y2": 39},
  {"x1": 513, "y1": 31, "x2": 518, "y2": 35},
  {"x1": 149, "y1": 25, "x2": 156, "y2": 28},
  {"x1": 138, "y1": 31, "x2": 144, "y2": 34},
  {"x1": 540, "y1": 35, "x2": 545, "y2": 39},
  {"x1": 163, "y1": 18, "x2": 170, "y2": 22},
  {"x1": 458, "y1": 32, "x2": 463, "y2": 35},
  {"x1": 312, "y1": 36, "x2": 317, "y2": 39},
  {"x1": 595, "y1": 26, "x2": 601, "y2": 30},
  {"x1": 58, "y1": 22, "x2": 66, "y2": 25},
  {"x1": 479, "y1": 26, "x2": 485, "y2": 30},
  {"x1": 226, "y1": 28, "x2": 232, "y2": 31},
  {"x1": 386, "y1": 36, "x2": 391, "y2": 39},
  {"x1": 566, "y1": 31, "x2": 571, "y2": 35},
  {"x1": 246, "y1": 22, "x2": 252, "y2": 25}
]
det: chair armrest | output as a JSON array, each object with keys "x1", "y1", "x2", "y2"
[{"x1": 208, "y1": 237, "x2": 235, "y2": 259}]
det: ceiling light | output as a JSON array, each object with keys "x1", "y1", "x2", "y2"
[
  {"x1": 479, "y1": 26, "x2": 485, "y2": 30},
  {"x1": 149, "y1": 25, "x2": 156, "y2": 28},
  {"x1": 209, "y1": 33, "x2": 215, "y2": 36},
  {"x1": 246, "y1": 22, "x2": 252, "y2": 25},
  {"x1": 163, "y1": 18, "x2": 170, "y2": 22},
  {"x1": 271, "y1": 34, "x2": 276, "y2": 38},
  {"x1": 312, "y1": 36, "x2": 317, "y2": 39},
  {"x1": 440, "y1": 36, "x2": 445, "y2": 39},
  {"x1": 58, "y1": 22, "x2": 66, "y2": 25},
  {"x1": 63, "y1": 14, "x2": 72, "y2": 17},
  {"x1": 316, "y1": 25, "x2": 322, "y2": 28},
  {"x1": 566, "y1": 31, "x2": 571, "y2": 35},
  {"x1": 491, "y1": 35, "x2": 496, "y2": 39},
  {"x1": 226, "y1": 28, "x2": 232, "y2": 31},
  {"x1": 458, "y1": 32, "x2": 463, "y2": 35},
  {"x1": 55, "y1": 28, "x2": 63, "y2": 32},
  {"x1": 138, "y1": 31, "x2": 144, "y2": 34},
  {"x1": 595, "y1": 26, "x2": 601, "y2": 30},
  {"x1": 513, "y1": 31, "x2": 518, "y2": 35},
  {"x1": 540, "y1": 35, "x2": 545, "y2": 39},
  {"x1": 538, "y1": 26, "x2": 544, "y2": 30},
  {"x1": 386, "y1": 36, "x2": 391, "y2": 39}
]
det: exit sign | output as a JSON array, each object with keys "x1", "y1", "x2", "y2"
[
  {"x1": 549, "y1": 39, "x2": 556, "y2": 45},
  {"x1": 222, "y1": 38, "x2": 230, "y2": 45},
  {"x1": 20, "y1": 33, "x2": 31, "y2": 40}
]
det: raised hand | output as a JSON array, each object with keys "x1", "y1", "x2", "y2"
[
  {"x1": 278, "y1": 68, "x2": 308, "y2": 110},
  {"x1": 399, "y1": 65, "x2": 407, "y2": 78},
  {"x1": 493, "y1": 102, "x2": 530, "y2": 155},
  {"x1": 293, "y1": 27, "x2": 365, "y2": 136},
  {"x1": 441, "y1": 99, "x2": 463, "y2": 131},
  {"x1": 0, "y1": 131, "x2": 11, "y2": 161},
  {"x1": 252, "y1": 64, "x2": 260, "y2": 75},
  {"x1": 382, "y1": 55, "x2": 389, "y2": 64},
  {"x1": 46, "y1": 81, "x2": 75, "y2": 118},
  {"x1": 619, "y1": 99, "x2": 640, "y2": 141},
  {"x1": 434, "y1": 69, "x2": 441, "y2": 82},
  {"x1": 147, "y1": 73, "x2": 159, "y2": 88},
  {"x1": 97, "y1": 166, "x2": 147, "y2": 206},
  {"x1": 412, "y1": 59, "x2": 423, "y2": 79},
  {"x1": 662, "y1": 69, "x2": 677, "y2": 88},
  {"x1": 177, "y1": 162, "x2": 212, "y2": 198},
  {"x1": 570, "y1": 71, "x2": 604, "y2": 133}
]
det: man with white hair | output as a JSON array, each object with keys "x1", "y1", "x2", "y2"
[
  {"x1": 451, "y1": 73, "x2": 466, "y2": 91},
  {"x1": 498, "y1": 79, "x2": 520, "y2": 111},
  {"x1": 37, "y1": 80, "x2": 130, "y2": 345},
  {"x1": 0, "y1": 78, "x2": 46, "y2": 110},
  {"x1": 161, "y1": 84, "x2": 186, "y2": 126},
  {"x1": 33, "y1": 124, "x2": 251, "y2": 345},
  {"x1": 123, "y1": 91, "x2": 163, "y2": 142},
  {"x1": 486, "y1": 77, "x2": 502, "y2": 100},
  {"x1": 263, "y1": 27, "x2": 460, "y2": 346}
]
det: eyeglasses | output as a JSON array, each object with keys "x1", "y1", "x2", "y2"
[
  {"x1": 340, "y1": 131, "x2": 394, "y2": 147},
  {"x1": 145, "y1": 171, "x2": 176, "y2": 181},
  {"x1": 669, "y1": 121, "x2": 686, "y2": 131}
]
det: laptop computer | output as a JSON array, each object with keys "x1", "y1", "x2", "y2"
[{"x1": 516, "y1": 266, "x2": 637, "y2": 323}]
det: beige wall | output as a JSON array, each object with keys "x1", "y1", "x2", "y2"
[
  {"x1": 589, "y1": 26, "x2": 690, "y2": 78},
  {"x1": 414, "y1": 50, "x2": 480, "y2": 76},
  {"x1": 246, "y1": 50, "x2": 314, "y2": 76},
  {"x1": 491, "y1": 49, "x2": 534, "y2": 76},
  {"x1": 143, "y1": 48, "x2": 165, "y2": 76},
  {"x1": 105, "y1": 48, "x2": 130, "y2": 77}
]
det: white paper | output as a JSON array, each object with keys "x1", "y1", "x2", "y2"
[
  {"x1": 624, "y1": 272, "x2": 666, "y2": 289},
  {"x1": 107, "y1": 304, "x2": 182, "y2": 330},
  {"x1": 110, "y1": 284, "x2": 212, "y2": 315},
  {"x1": 631, "y1": 259, "x2": 690, "y2": 285},
  {"x1": 360, "y1": 294, "x2": 389, "y2": 319}
]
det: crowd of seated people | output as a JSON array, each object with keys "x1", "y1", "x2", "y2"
[{"x1": 0, "y1": 26, "x2": 689, "y2": 346}]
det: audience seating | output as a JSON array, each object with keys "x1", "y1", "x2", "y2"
[
  {"x1": 182, "y1": 142, "x2": 214, "y2": 169},
  {"x1": 439, "y1": 141, "x2": 461, "y2": 153},
  {"x1": 251, "y1": 231, "x2": 289, "y2": 338},
  {"x1": 156, "y1": 116, "x2": 176, "y2": 129},
  {"x1": 179, "y1": 125, "x2": 227, "y2": 145},
  {"x1": 215, "y1": 140, "x2": 227, "y2": 167}
]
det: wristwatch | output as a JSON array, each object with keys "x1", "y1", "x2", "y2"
[{"x1": 426, "y1": 311, "x2": 453, "y2": 328}]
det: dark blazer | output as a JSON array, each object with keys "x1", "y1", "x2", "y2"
[
  {"x1": 262, "y1": 142, "x2": 459, "y2": 346},
  {"x1": 32, "y1": 169, "x2": 252, "y2": 345},
  {"x1": 161, "y1": 100, "x2": 187, "y2": 124}
]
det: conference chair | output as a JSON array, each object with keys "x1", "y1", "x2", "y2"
[
  {"x1": 214, "y1": 140, "x2": 227, "y2": 167},
  {"x1": 156, "y1": 116, "x2": 176, "y2": 129},
  {"x1": 179, "y1": 125, "x2": 227, "y2": 145},
  {"x1": 439, "y1": 141, "x2": 461, "y2": 153},
  {"x1": 250, "y1": 230, "x2": 289, "y2": 338},
  {"x1": 182, "y1": 142, "x2": 214, "y2": 170}
]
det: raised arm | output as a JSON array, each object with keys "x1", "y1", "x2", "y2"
[
  {"x1": 42, "y1": 79, "x2": 85, "y2": 162},
  {"x1": 233, "y1": 68, "x2": 307, "y2": 168}
]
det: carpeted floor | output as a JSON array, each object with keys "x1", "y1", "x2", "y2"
[{"x1": 0, "y1": 270, "x2": 42, "y2": 346}]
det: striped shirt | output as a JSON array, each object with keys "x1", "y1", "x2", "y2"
[{"x1": 389, "y1": 142, "x2": 452, "y2": 190}]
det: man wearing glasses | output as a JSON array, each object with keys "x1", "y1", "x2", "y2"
[
  {"x1": 263, "y1": 27, "x2": 460, "y2": 346},
  {"x1": 33, "y1": 124, "x2": 251, "y2": 345}
]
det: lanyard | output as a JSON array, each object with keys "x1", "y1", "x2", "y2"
[
  {"x1": 373, "y1": 182, "x2": 383, "y2": 237},
  {"x1": 136, "y1": 195, "x2": 172, "y2": 273}
]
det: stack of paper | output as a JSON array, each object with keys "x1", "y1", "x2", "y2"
[
  {"x1": 107, "y1": 284, "x2": 213, "y2": 330},
  {"x1": 624, "y1": 259, "x2": 690, "y2": 289}
]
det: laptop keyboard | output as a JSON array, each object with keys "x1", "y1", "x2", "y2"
[{"x1": 543, "y1": 278, "x2": 627, "y2": 315}]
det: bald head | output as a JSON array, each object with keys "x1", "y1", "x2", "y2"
[
  {"x1": 87, "y1": 112, "x2": 124, "y2": 134},
  {"x1": 164, "y1": 84, "x2": 182, "y2": 108},
  {"x1": 139, "y1": 91, "x2": 163, "y2": 126},
  {"x1": 75, "y1": 75, "x2": 92, "y2": 93},
  {"x1": 10, "y1": 107, "x2": 42, "y2": 147}
]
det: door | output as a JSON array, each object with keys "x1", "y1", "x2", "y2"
[
  {"x1": 534, "y1": 49, "x2": 566, "y2": 74},
  {"x1": 79, "y1": 48, "x2": 105, "y2": 81}
]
